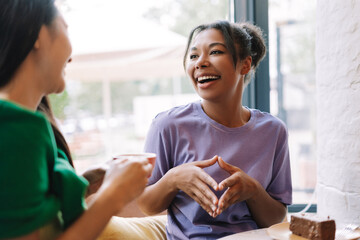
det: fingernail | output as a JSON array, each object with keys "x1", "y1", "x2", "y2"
[{"x1": 212, "y1": 206, "x2": 216, "y2": 212}]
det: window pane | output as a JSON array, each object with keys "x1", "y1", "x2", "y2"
[
  {"x1": 269, "y1": 0, "x2": 317, "y2": 203},
  {"x1": 55, "y1": 0, "x2": 229, "y2": 173}
]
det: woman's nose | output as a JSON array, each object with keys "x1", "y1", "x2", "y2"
[{"x1": 195, "y1": 55, "x2": 210, "y2": 69}]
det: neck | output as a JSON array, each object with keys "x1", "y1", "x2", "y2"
[
  {"x1": 0, "y1": 59, "x2": 43, "y2": 111},
  {"x1": 201, "y1": 100, "x2": 250, "y2": 128},
  {"x1": 0, "y1": 89, "x2": 42, "y2": 111}
]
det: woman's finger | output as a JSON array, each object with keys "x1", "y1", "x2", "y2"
[
  {"x1": 193, "y1": 155, "x2": 218, "y2": 168},
  {"x1": 190, "y1": 187, "x2": 217, "y2": 214},
  {"x1": 218, "y1": 173, "x2": 239, "y2": 191},
  {"x1": 217, "y1": 156, "x2": 239, "y2": 174},
  {"x1": 216, "y1": 189, "x2": 229, "y2": 215},
  {"x1": 185, "y1": 176, "x2": 218, "y2": 207},
  {"x1": 198, "y1": 180, "x2": 219, "y2": 207},
  {"x1": 198, "y1": 170, "x2": 219, "y2": 191},
  {"x1": 218, "y1": 186, "x2": 237, "y2": 205},
  {"x1": 143, "y1": 162, "x2": 154, "y2": 176}
]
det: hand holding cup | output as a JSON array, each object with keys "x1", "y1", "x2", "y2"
[{"x1": 113, "y1": 152, "x2": 156, "y2": 177}]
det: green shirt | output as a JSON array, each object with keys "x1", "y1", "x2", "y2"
[{"x1": 0, "y1": 100, "x2": 88, "y2": 238}]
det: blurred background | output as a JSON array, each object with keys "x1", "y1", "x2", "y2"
[{"x1": 54, "y1": 0, "x2": 316, "y2": 204}]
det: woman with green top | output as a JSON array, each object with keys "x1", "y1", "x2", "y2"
[{"x1": 0, "y1": 0, "x2": 153, "y2": 239}]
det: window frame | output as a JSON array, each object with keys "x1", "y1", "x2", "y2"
[{"x1": 233, "y1": 0, "x2": 270, "y2": 112}]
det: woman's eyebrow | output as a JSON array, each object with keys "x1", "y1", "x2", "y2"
[
  {"x1": 209, "y1": 42, "x2": 226, "y2": 48},
  {"x1": 190, "y1": 42, "x2": 226, "y2": 51}
]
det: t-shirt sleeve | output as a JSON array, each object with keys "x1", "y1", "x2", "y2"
[
  {"x1": 0, "y1": 114, "x2": 60, "y2": 238},
  {"x1": 144, "y1": 115, "x2": 173, "y2": 185},
  {"x1": 267, "y1": 124, "x2": 293, "y2": 205},
  {"x1": 52, "y1": 149, "x2": 88, "y2": 229}
]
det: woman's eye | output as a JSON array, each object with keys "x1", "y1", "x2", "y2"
[
  {"x1": 189, "y1": 54, "x2": 198, "y2": 59},
  {"x1": 210, "y1": 50, "x2": 223, "y2": 55}
]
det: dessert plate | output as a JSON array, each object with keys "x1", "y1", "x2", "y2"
[
  {"x1": 267, "y1": 222, "x2": 360, "y2": 240},
  {"x1": 266, "y1": 222, "x2": 307, "y2": 240},
  {"x1": 336, "y1": 226, "x2": 360, "y2": 240}
]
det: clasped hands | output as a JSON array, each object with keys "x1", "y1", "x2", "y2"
[{"x1": 170, "y1": 155, "x2": 260, "y2": 218}]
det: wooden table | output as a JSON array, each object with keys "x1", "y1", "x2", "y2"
[{"x1": 219, "y1": 228, "x2": 273, "y2": 240}]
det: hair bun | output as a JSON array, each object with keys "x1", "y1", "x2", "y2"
[{"x1": 239, "y1": 22, "x2": 266, "y2": 69}]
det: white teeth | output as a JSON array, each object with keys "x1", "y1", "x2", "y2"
[{"x1": 197, "y1": 76, "x2": 218, "y2": 81}]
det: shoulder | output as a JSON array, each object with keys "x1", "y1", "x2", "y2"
[
  {"x1": 0, "y1": 100, "x2": 50, "y2": 131},
  {"x1": 0, "y1": 101, "x2": 55, "y2": 164},
  {"x1": 251, "y1": 109, "x2": 288, "y2": 134},
  {"x1": 151, "y1": 101, "x2": 199, "y2": 129}
]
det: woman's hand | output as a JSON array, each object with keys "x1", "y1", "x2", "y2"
[
  {"x1": 215, "y1": 157, "x2": 260, "y2": 217},
  {"x1": 95, "y1": 158, "x2": 153, "y2": 213},
  {"x1": 169, "y1": 155, "x2": 219, "y2": 216},
  {"x1": 82, "y1": 163, "x2": 109, "y2": 197}
]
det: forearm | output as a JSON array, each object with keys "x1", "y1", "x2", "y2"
[
  {"x1": 6, "y1": 209, "x2": 114, "y2": 240},
  {"x1": 137, "y1": 171, "x2": 178, "y2": 215},
  {"x1": 246, "y1": 183, "x2": 287, "y2": 228},
  {"x1": 58, "y1": 190, "x2": 126, "y2": 240}
]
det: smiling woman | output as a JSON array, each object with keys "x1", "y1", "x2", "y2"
[
  {"x1": 137, "y1": 20, "x2": 292, "y2": 240},
  {"x1": 0, "y1": 0, "x2": 152, "y2": 239}
]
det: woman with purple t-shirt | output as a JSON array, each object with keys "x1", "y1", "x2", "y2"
[{"x1": 138, "y1": 21, "x2": 292, "y2": 240}]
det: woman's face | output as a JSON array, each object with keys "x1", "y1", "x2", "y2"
[
  {"x1": 38, "y1": 11, "x2": 72, "y2": 94},
  {"x1": 185, "y1": 28, "x2": 246, "y2": 102}
]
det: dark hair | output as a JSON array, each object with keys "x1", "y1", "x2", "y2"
[
  {"x1": 0, "y1": 0, "x2": 57, "y2": 88},
  {"x1": 183, "y1": 20, "x2": 266, "y2": 85},
  {"x1": 37, "y1": 96, "x2": 74, "y2": 168}
]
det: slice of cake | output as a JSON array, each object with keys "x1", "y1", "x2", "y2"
[{"x1": 289, "y1": 213, "x2": 336, "y2": 240}]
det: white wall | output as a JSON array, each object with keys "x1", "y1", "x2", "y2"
[{"x1": 316, "y1": 0, "x2": 360, "y2": 224}]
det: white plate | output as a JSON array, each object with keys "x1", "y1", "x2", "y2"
[
  {"x1": 266, "y1": 222, "x2": 307, "y2": 240},
  {"x1": 267, "y1": 222, "x2": 360, "y2": 240},
  {"x1": 336, "y1": 228, "x2": 360, "y2": 240}
]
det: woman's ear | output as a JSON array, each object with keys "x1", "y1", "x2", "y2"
[
  {"x1": 240, "y1": 56, "x2": 252, "y2": 75},
  {"x1": 33, "y1": 25, "x2": 48, "y2": 50},
  {"x1": 34, "y1": 39, "x2": 40, "y2": 49}
]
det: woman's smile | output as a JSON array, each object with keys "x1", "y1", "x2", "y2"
[
  {"x1": 197, "y1": 75, "x2": 221, "y2": 84},
  {"x1": 196, "y1": 75, "x2": 221, "y2": 89}
]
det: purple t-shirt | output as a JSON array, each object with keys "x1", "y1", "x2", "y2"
[{"x1": 144, "y1": 101, "x2": 292, "y2": 240}]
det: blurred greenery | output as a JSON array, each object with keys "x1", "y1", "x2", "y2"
[
  {"x1": 76, "y1": 82, "x2": 103, "y2": 115},
  {"x1": 49, "y1": 91, "x2": 70, "y2": 120}
]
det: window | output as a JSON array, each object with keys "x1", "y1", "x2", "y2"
[{"x1": 269, "y1": 0, "x2": 317, "y2": 205}]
